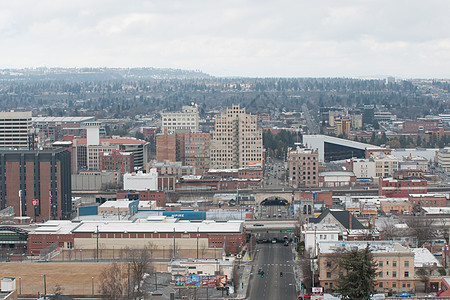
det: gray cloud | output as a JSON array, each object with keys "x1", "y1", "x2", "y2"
[{"x1": 0, "y1": 0, "x2": 449, "y2": 77}]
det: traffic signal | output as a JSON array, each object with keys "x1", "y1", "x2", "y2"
[{"x1": 280, "y1": 272, "x2": 283, "y2": 277}]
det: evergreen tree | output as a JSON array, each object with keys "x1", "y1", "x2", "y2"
[{"x1": 336, "y1": 246, "x2": 377, "y2": 300}]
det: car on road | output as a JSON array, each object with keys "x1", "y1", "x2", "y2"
[
  {"x1": 272, "y1": 239, "x2": 277, "y2": 244},
  {"x1": 395, "y1": 293, "x2": 411, "y2": 297},
  {"x1": 258, "y1": 268, "x2": 263, "y2": 275},
  {"x1": 298, "y1": 294, "x2": 311, "y2": 299},
  {"x1": 284, "y1": 241, "x2": 289, "y2": 246}
]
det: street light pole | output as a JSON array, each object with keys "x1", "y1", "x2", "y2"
[{"x1": 43, "y1": 275, "x2": 47, "y2": 296}]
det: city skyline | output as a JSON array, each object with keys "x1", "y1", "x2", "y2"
[{"x1": 0, "y1": 0, "x2": 449, "y2": 78}]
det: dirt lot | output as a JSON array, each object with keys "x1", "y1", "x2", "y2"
[
  {"x1": 0, "y1": 262, "x2": 106, "y2": 296},
  {"x1": 0, "y1": 260, "x2": 169, "y2": 296}
]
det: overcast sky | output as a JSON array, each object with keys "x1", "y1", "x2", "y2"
[{"x1": 1, "y1": 0, "x2": 450, "y2": 78}]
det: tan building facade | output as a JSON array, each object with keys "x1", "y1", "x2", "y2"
[
  {"x1": 318, "y1": 242, "x2": 415, "y2": 294},
  {"x1": 288, "y1": 147, "x2": 319, "y2": 187},
  {"x1": 375, "y1": 155, "x2": 399, "y2": 178},
  {"x1": 210, "y1": 105, "x2": 263, "y2": 169}
]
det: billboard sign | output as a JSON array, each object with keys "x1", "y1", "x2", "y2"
[
  {"x1": 248, "y1": 160, "x2": 262, "y2": 167},
  {"x1": 201, "y1": 275, "x2": 216, "y2": 288},
  {"x1": 312, "y1": 287, "x2": 323, "y2": 293},
  {"x1": 174, "y1": 275, "x2": 201, "y2": 287},
  {"x1": 216, "y1": 275, "x2": 227, "y2": 288}
]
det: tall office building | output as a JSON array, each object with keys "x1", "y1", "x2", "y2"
[
  {"x1": 210, "y1": 105, "x2": 263, "y2": 169},
  {"x1": 0, "y1": 111, "x2": 33, "y2": 150},
  {"x1": 161, "y1": 104, "x2": 199, "y2": 133},
  {"x1": 288, "y1": 147, "x2": 319, "y2": 188},
  {"x1": 0, "y1": 148, "x2": 72, "y2": 221}
]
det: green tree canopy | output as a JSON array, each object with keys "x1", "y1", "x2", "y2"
[{"x1": 336, "y1": 245, "x2": 377, "y2": 300}]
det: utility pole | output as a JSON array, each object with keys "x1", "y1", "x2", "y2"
[
  {"x1": 173, "y1": 227, "x2": 176, "y2": 258},
  {"x1": 196, "y1": 227, "x2": 199, "y2": 259},
  {"x1": 96, "y1": 225, "x2": 99, "y2": 262}
]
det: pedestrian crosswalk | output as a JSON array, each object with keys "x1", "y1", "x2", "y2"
[{"x1": 256, "y1": 263, "x2": 293, "y2": 267}]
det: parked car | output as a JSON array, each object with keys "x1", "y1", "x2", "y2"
[
  {"x1": 395, "y1": 293, "x2": 411, "y2": 298},
  {"x1": 298, "y1": 294, "x2": 311, "y2": 299}
]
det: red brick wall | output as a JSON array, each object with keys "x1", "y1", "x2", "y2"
[
  {"x1": 156, "y1": 132, "x2": 176, "y2": 162},
  {"x1": 27, "y1": 233, "x2": 74, "y2": 255}
]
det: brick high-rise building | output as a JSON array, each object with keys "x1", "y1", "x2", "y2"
[
  {"x1": 99, "y1": 150, "x2": 134, "y2": 177},
  {"x1": 156, "y1": 130, "x2": 176, "y2": 162},
  {"x1": 156, "y1": 131, "x2": 210, "y2": 175},
  {"x1": 0, "y1": 148, "x2": 72, "y2": 221},
  {"x1": 288, "y1": 147, "x2": 319, "y2": 187},
  {"x1": 176, "y1": 133, "x2": 210, "y2": 175},
  {"x1": 210, "y1": 105, "x2": 263, "y2": 169}
]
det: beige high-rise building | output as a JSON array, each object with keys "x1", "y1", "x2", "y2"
[
  {"x1": 0, "y1": 111, "x2": 32, "y2": 149},
  {"x1": 288, "y1": 147, "x2": 319, "y2": 187},
  {"x1": 210, "y1": 105, "x2": 263, "y2": 169}
]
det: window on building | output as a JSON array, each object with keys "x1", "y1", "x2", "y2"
[
  {"x1": 392, "y1": 282, "x2": 396, "y2": 288},
  {"x1": 404, "y1": 261, "x2": 409, "y2": 267},
  {"x1": 393, "y1": 261, "x2": 397, "y2": 267},
  {"x1": 327, "y1": 272, "x2": 331, "y2": 278},
  {"x1": 379, "y1": 282, "x2": 383, "y2": 288},
  {"x1": 404, "y1": 271, "x2": 409, "y2": 278},
  {"x1": 393, "y1": 271, "x2": 397, "y2": 278},
  {"x1": 379, "y1": 261, "x2": 383, "y2": 267}
]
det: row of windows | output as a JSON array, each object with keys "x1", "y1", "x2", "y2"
[
  {"x1": 379, "y1": 260, "x2": 409, "y2": 267},
  {"x1": 378, "y1": 281, "x2": 411, "y2": 288},
  {"x1": 378, "y1": 270, "x2": 409, "y2": 278}
]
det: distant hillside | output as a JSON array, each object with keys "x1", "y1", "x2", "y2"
[{"x1": 0, "y1": 67, "x2": 212, "y2": 81}]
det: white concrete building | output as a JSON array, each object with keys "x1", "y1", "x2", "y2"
[
  {"x1": 400, "y1": 156, "x2": 429, "y2": 172},
  {"x1": 161, "y1": 104, "x2": 199, "y2": 133},
  {"x1": 304, "y1": 224, "x2": 341, "y2": 257},
  {"x1": 123, "y1": 169, "x2": 158, "y2": 191},
  {"x1": 351, "y1": 158, "x2": 376, "y2": 179}
]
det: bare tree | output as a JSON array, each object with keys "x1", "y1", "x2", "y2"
[
  {"x1": 100, "y1": 263, "x2": 128, "y2": 299},
  {"x1": 380, "y1": 219, "x2": 396, "y2": 240},
  {"x1": 128, "y1": 244, "x2": 155, "y2": 299},
  {"x1": 296, "y1": 250, "x2": 314, "y2": 291},
  {"x1": 294, "y1": 217, "x2": 303, "y2": 241},
  {"x1": 403, "y1": 216, "x2": 438, "y2": 247},
  {"x1": 437, "y1": 218, "x2": 450, "y2": 244}
]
